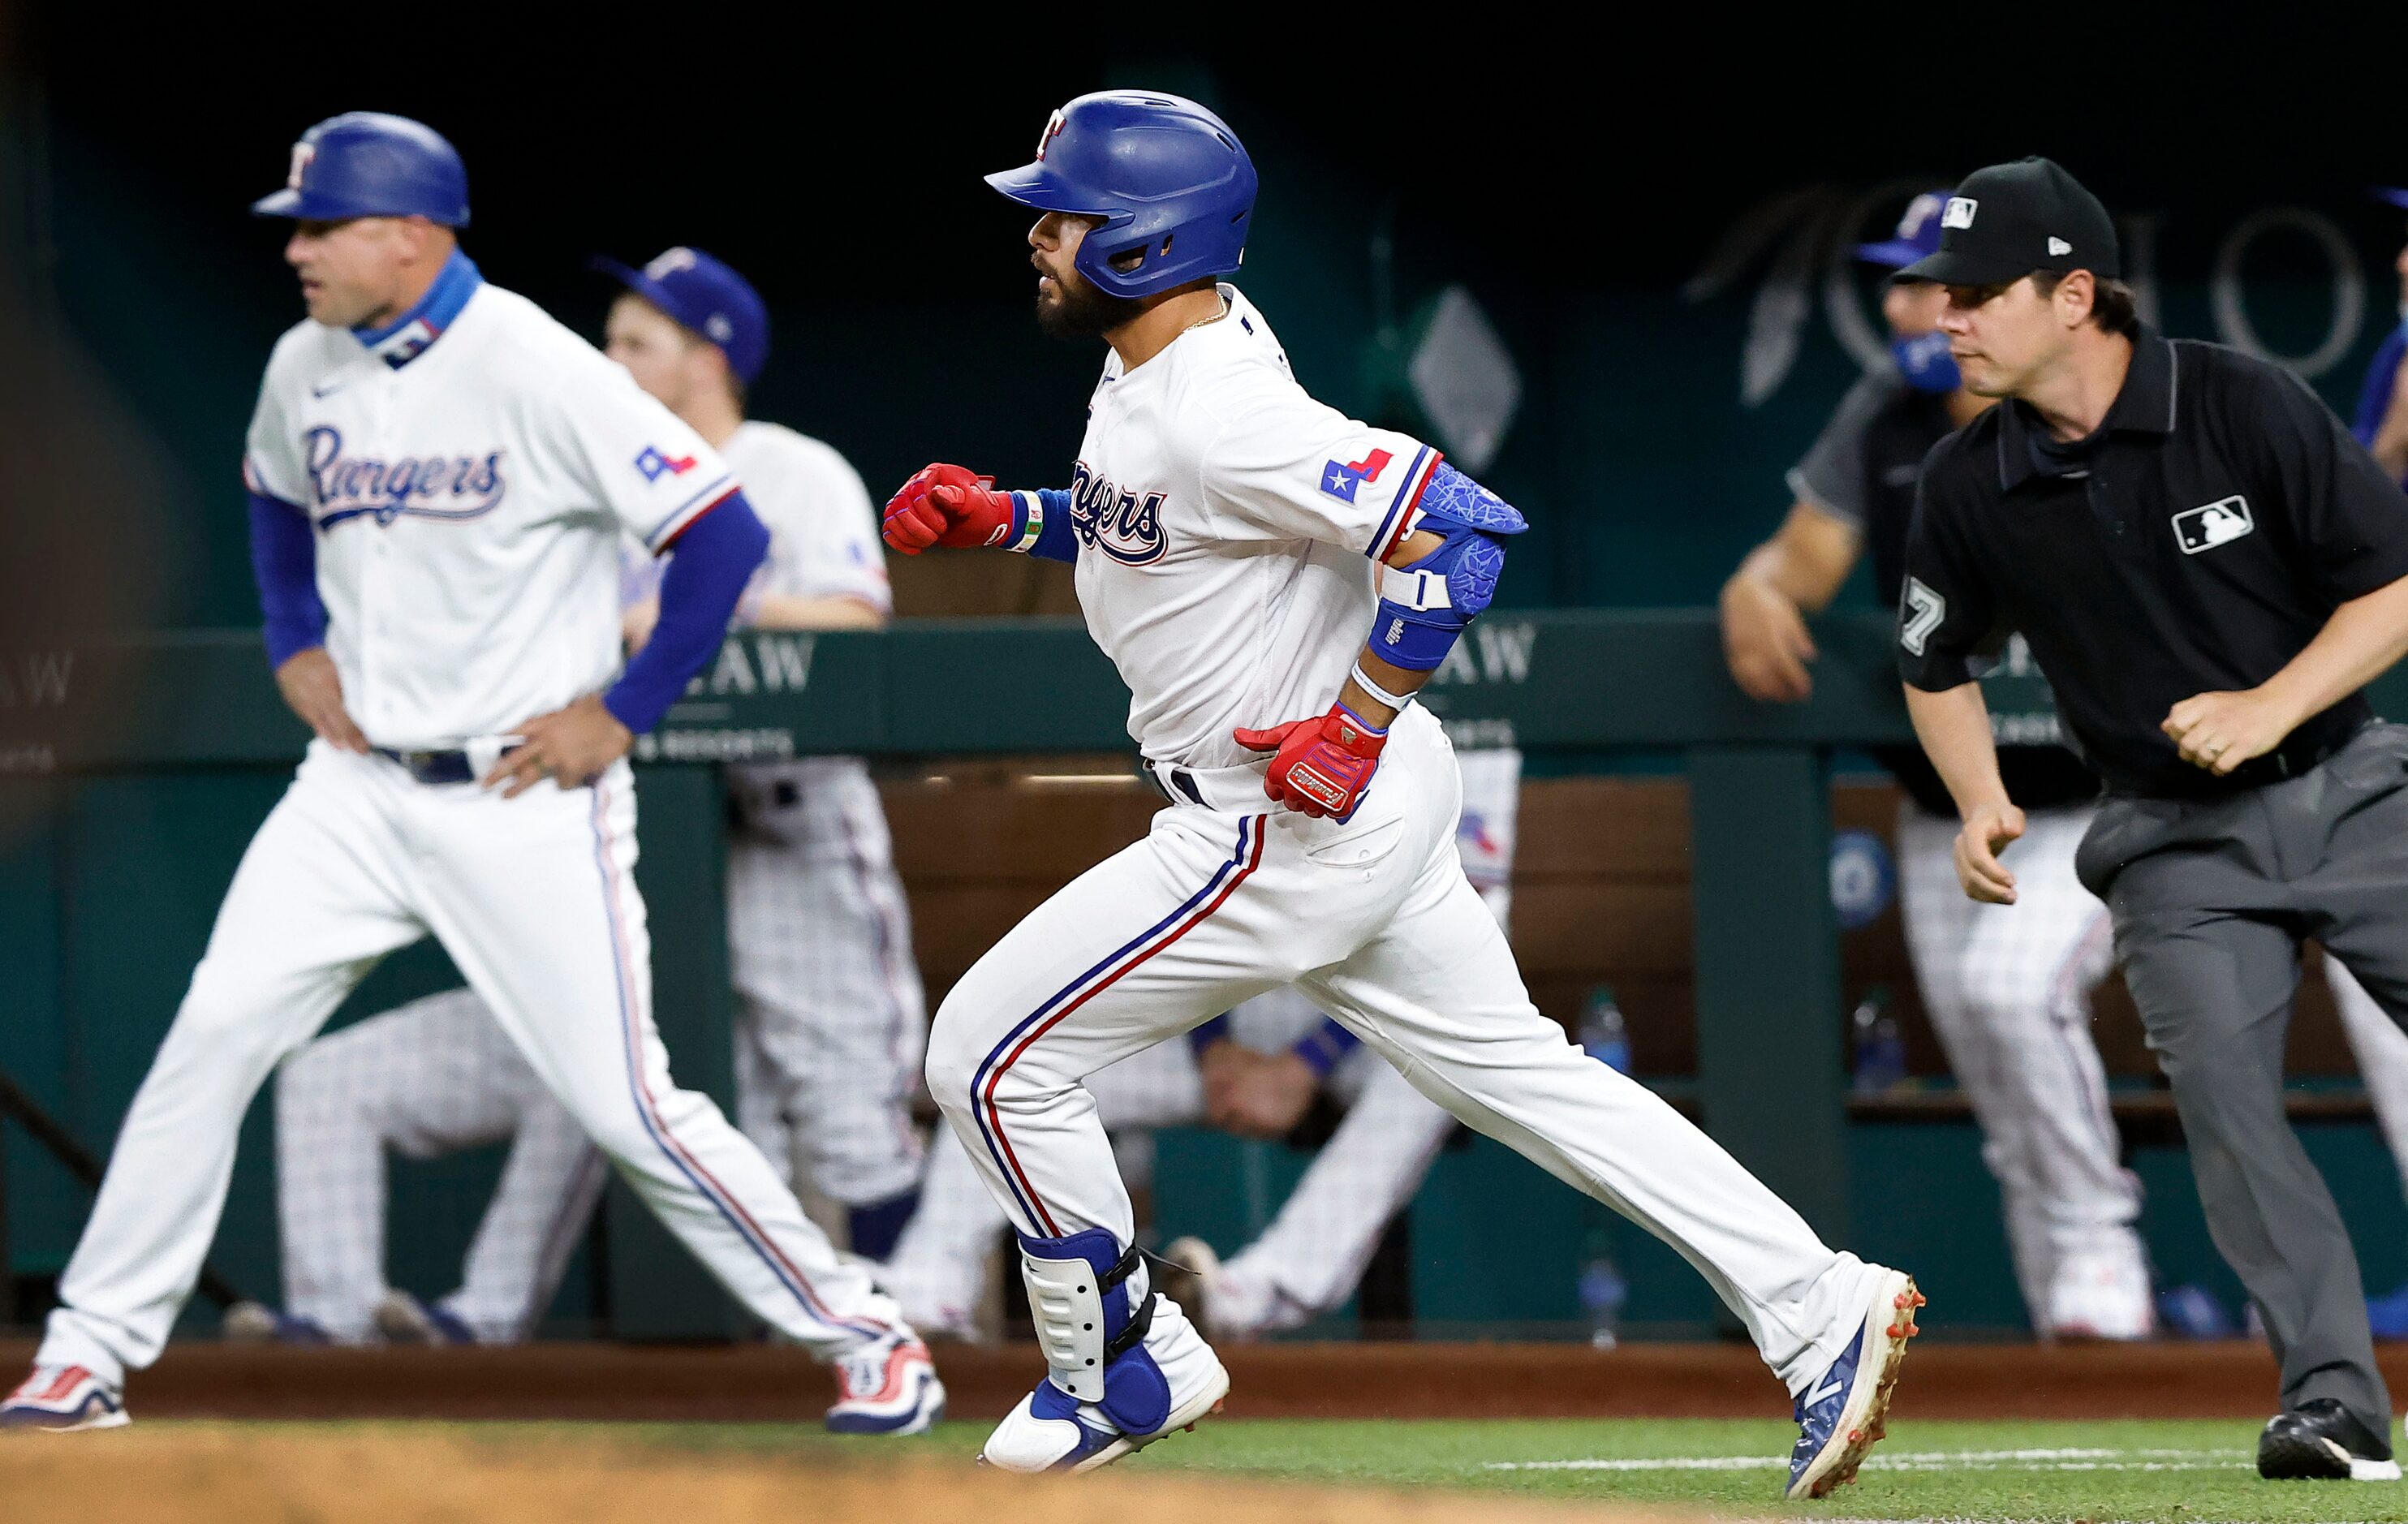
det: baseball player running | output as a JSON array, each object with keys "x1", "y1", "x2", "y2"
[
  {"x1": 882, "y1": 750, "x2": 1515, "y2": 1340},
  {"x1": 1721, "y1": 192, "x2": 2152, "y2": 1340},
  {"x1": 0, "y1": 113, "x2": 940, "y2": 1435},
  {"x1": 883, "y1": 92, "x2": 1918, "y2": 1497},
  {"x1": 222, "y1": 244, "x2": 932, "y2": 1349}
]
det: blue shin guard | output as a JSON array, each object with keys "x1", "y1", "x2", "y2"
[{"x1": 1018, "y1": 1227, "x2": 1171, "y2": 1437}]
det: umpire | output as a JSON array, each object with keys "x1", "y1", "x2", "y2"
[{"x1": 1897, "y1": 157, "x2": 2408, "y2": 1482}]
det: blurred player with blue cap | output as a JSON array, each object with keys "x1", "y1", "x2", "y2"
[{"x1": 2354, "y1": 189, "x2": 2408, "y2": 485}]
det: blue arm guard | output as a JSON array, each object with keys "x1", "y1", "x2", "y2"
[
  {"x1": 1290, "y1": 1018, "x2": 1360, "y2": 1078},
  {"x1": 248, "y1": 489, "x2": 327, "y2": 667},
  {"x1": 1006, "y1": 489, "x2": 1080, "y2": 563},
  {"x1": 604, "y1": 491, "x2": 771, "y2": 734},
  {"x1": 1368, "y1": 463, "x2": 1527, "y2": 671}
]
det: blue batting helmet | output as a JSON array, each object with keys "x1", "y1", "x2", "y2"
[
  {"x1": 984, "y1": 91, "x2": 1256, "y2": 299},
  {"x1": 252, "y1": 112, "x2": 471, "y2": 227}
]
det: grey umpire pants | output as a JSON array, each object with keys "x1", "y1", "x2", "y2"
[{"x1": 2078, "y1": 722, "x2": 2408, "y2": 1433}]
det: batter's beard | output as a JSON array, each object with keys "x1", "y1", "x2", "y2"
[{"x1": 1036, "y1": 271, "x2": 1148, "y2": 339}]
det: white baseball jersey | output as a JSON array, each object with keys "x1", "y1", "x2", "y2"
[
  {"x1": 242, "y1": 270, "x2": 737, "y2": 748},
  {"x1": 722, "y1": 422, "x2": 890, "y2": 616},
  {"x1": 720, "y1": 420, "x2": 893, "y2": 817},
  {"x1": 1066, "y1": 283, "x2": 1438, "y2": 768}
]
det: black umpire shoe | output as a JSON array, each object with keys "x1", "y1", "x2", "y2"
[{"x1": 2258, "y1": 1398, "x2": 2401, "y2": 1480}]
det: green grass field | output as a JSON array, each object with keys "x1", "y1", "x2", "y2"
[{"x1": 644, "y1": 1414, "x2": 2408, "y2": 1523}]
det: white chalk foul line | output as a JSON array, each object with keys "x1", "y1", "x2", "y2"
[{"x1": 1485, "y1": 1447, "x2": 2251, "y2": 1474}]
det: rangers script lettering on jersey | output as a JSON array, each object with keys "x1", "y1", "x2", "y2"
[
  {"x1": 1068, "y1": 284, "x2": 1438, "y2": 768},
  {"x1": 242, "y1": 271, "x2": 738, "y2": 748}
]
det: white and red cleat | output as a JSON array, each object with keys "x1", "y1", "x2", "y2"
[
  {"x1": 825, "y1": 1333, "x2": 946, "y2": 1436},
  {"x1": 0, "y1": 1364, "x2": 130, "y2": 1431}
]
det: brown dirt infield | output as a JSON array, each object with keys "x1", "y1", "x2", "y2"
[
  {"x1": 0, "y1": 1427, "x2": 1712, "y2": 1524},
  {"x1": 0, "y1": 1336, "x2": 2352, "y2": 1423}
]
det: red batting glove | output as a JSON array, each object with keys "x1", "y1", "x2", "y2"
[
  {"x1": 1233, "y1": 703, "x2": 1389, "y2": 820},
  {"x1": 881, "y1": 463, "x2": 1014, "y2": 554}
]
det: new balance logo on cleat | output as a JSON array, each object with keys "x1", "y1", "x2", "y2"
[{"x1": 1799, "y1": 1371, "x2": 1847, "y2": 1409}]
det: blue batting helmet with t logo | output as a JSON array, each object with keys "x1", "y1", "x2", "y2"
[
  {"x1": 984, "y1": 91, "x2": 1256, "y2": 299},
  {"x1": 252, "y1": 112, "x2": 472, "y2": 227}
]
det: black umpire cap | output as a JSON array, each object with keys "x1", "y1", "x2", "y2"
[{"x1": 1893, "y1": 157, "x2": 2120, "y2": 285}]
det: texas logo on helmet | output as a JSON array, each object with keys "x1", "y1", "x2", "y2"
[
  {"x1": 1035, "y1": 110, "x2": 1066, "y2": 161},
  {"x1": 286, "y1": 141, "x2": 317, "y2": 192}
]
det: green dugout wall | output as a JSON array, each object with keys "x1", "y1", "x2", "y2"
[{"x1": 7, "y1": 612, "x2": 2408, "y2": 1337}]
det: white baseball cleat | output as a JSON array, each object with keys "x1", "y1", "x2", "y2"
[
  {"x1": 825, "y1": 1332, "x2": 946, "y2": 1436},
  {"x1": 0, "y1": 1364, "x2": 131, "y2": 1431},
  {"x1": 979, "y1": 1347, "x2": 1229, "y2": 1474},
  {"x1": 1157, "y1": 1236, "x2": 1223, "y2": 1340},
  {"x1": 373, "y1": 1289, "x2": 476, "y2": 1346},
  {"x1": 979, "y1": 1293, "x2": 1230, "y2": 1472},
  {"x1": 223, "y1": 1299, "x2": 334, "y2": 1345},
  {"x1": 2045, "y1": 1245, "x2": 2154, "y2": 1341},
  {"x1": 1785, "y1": 1268, "x2": 1922, "y2": 1500}
]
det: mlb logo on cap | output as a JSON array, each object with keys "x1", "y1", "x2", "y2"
[{"x1": 1942, "y1": 196, "x2": 1978, "y2": 230}]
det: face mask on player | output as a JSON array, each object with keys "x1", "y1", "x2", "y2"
[{"x1": 1890, "y1": 330, "x2": 1961, "y2": 394}]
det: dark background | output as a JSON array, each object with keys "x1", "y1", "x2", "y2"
[{"x1": 10, "y1": 6, "x2": 2408, "y2": 626}]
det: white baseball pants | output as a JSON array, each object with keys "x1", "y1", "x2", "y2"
[
  {"x1": 275, "y1": 987, "x2": 605, "y2": 1342},
  {"x1": 1895, "y1": 802, "x2": 2142, "y2": 1326},
  {"x1": 726, "y1": 759, "x2": 927, "y2": 1207},
  {"x1": 37, "y1": 743, "x2": 900, "y2": 1384},
  {"x1": 922, "y1": 707, "x2": 1884, "y2": 1393},
  {"x1": 2325, "y1": 955, "x2": 2408, "y2": 1204}
]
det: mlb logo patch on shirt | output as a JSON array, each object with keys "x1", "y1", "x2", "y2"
[
  {"x1": 1320, "y1": 448, "x2": 1393, "y2": 504},
  {"x1": 2173, "y1": 495, "x2": 2254, "y2": 554}
]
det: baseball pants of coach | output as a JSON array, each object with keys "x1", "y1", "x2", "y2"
[
  {"x1": 275, "y1": 988, "x2": 606, "y2": 1343},
  {"x1": 2076, "y1": 722, "x2": 2408, "y2": 1436},
  {"x1": 923, "y1": 707, "x2": 1885, "y2": 1392},
  {"x1": 36, "y1": 743, "x2": 902, "y2": 1385},
  {"x1": 1894, "y1": 803, "x2": 2147, "y2": 1332}
]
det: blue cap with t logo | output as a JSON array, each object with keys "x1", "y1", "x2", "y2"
[{"x1": 592, "y1": 246, "x2": 770, "y2": 384}]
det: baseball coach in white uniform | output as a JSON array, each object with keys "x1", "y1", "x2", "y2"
[{"x1": 0, "y1": 112, "x2": 942, "y2": 1437}]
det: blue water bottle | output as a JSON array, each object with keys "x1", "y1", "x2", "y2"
[{"x1": 1851, "y1": 985, "x2": 1906, "y2": 1095}]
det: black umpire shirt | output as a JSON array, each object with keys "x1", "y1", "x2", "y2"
[
  {"x1": 1791, "y1": 374, "x2": 2099, "y2": 816},
  {"x1": 1898, "y1": 326, "x2": 2408, "y2": 799}
]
